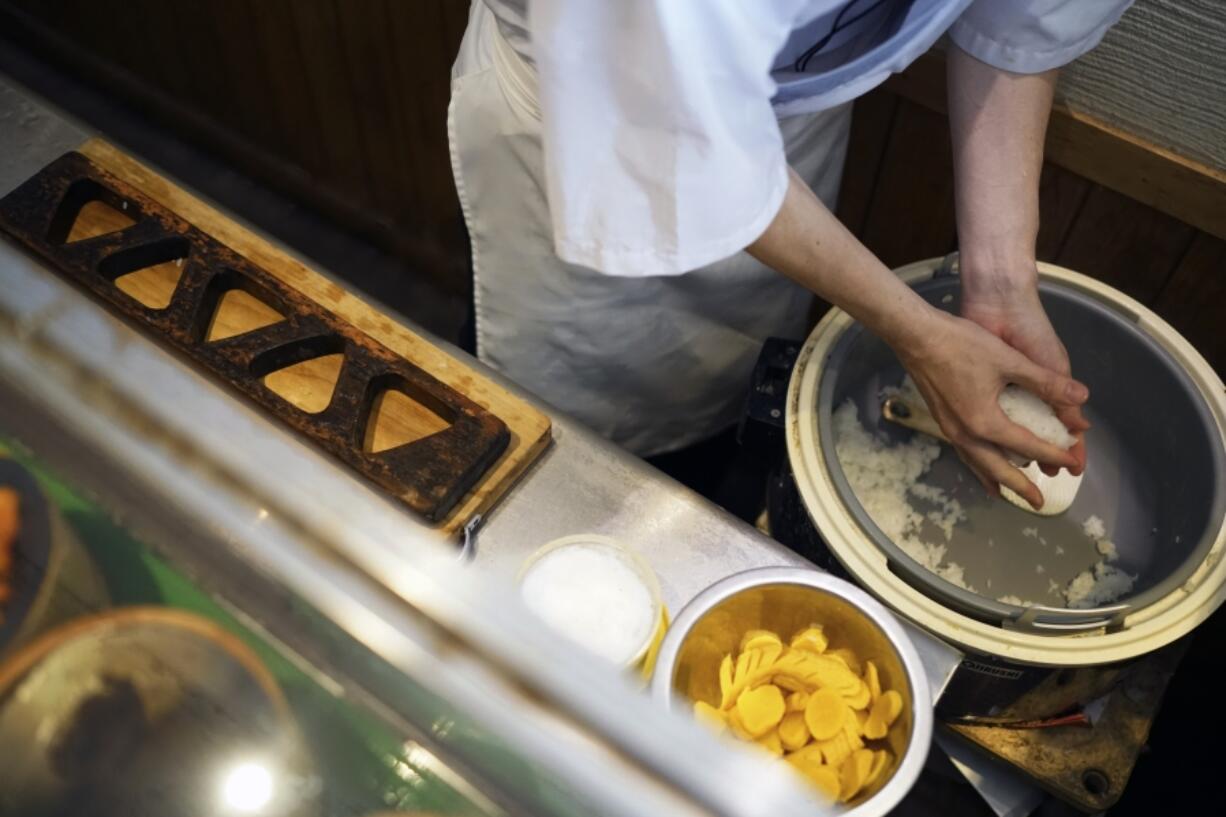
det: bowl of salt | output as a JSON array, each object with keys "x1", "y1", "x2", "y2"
[{"x1": 519, "y1": 535, "x2": 663, "y2": 670}]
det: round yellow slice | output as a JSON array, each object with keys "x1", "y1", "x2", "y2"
[
  {"x1": 736, "y1": 683, "x2": 786, "y2": 737},
  {"x1": 839, "y1": 748, "x2": 874, "y2": 802},
  {"x1": 804, "y1": 688, "x2": 848, "y2": 741}
]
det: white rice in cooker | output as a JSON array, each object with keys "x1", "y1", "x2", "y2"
[
  {"x1": 834, "y1": 378, "x2": 1135, "y2": 610},
  {"x1": 1064, "y1": 515, "x2": 1135, "y2": 608},
  {"x1": 832, "y1": 400, "x2": 972, "y2": 590},
  {"x1": 1065, "y1": 562, "x2": 1135, "y2": 608}
]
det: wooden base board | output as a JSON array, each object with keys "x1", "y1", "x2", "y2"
[{"x1": 76, "y1": 138, "x2": 551, "y2": 537}]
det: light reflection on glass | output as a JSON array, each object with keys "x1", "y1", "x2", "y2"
[{"x1": 221, "y1": 760, "x2": 274, "y2": 813}]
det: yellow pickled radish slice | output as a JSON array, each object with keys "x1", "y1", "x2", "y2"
[
  {"x1": 811, "y1": 655, "x2": 861, "y2": 694},
  {"x1": 756, "y1": 729, "x2": 784, "y2": 756},
  {"x1": 775, "y1": 674, "x2": 807, "y2": 694},
  {"x1": 854, "y1": 709, "x2": 868, "y2": 734},
  {"x1": 828, "y1": 647, "x2": 862, "y2": 675},
  {"x1": 740, "y1": 629, "x2": 782, "y2": 652},
  {"x1": 724, "y1": 653, "x2": 786, "y2": 708},
  {"x1": 839, "y1": 748, "x2": 874, "y2": 802},
  {"x1": 753, "y1": 642, "x2": 784, "y2": 670},
  {"x1": 864, "y1": 748, "x2": 892, "y2": 787},
  {"x1": 778, "y1": 711, "x2": 810, "y2": 751},
  {"x1": 727, "y1": 707, "x2": 755, "y2": 741},
  {"x1": 693, "y1": 700, "x2": 727, "y2": 734},
  {"x1": 733, "y1": 650, "x2": 752, "y2": 686},
  {"x1": 737, "y1": 684, "x2": 786, "y2": 737},
  {"x1": 873, "y1": 689, "x2": 904, "y2": 726},
  {"x1": 843, "y1": 680, "x2": 871, "y2": 711},
  {"x1": 790, "y1": 626, "x2": 828, "y2": 654},
  {"x1": 786, "y1": 690, "x2": 809, "y2": 712},
  {"x1": 719, "y1": 654, "x2": 733, "y2": 703},
  {"x1": 785, "y1": 744, "x2": 824, "y2": 769},
  {"x1": 817, "y1": 732, "x2": 852, "y2": 767},
  {"x1": 807, "y1": 764, "x2": 841, "y2": 802},
  {"x1": 863, "y1": 713, "x2": 888, "y2": 740},
  {"x1": 774, "y1": 652, "x2": 859, "y2": 695},
  {"x1": 864, "y1": 660, "x2": 882, "y2": 701},
  {"x1": 804, "y1": 688, "x2": 848, "y2": 741},
  {"x1": 843, "y1": 717, "x2": 864, "y2": 751}
]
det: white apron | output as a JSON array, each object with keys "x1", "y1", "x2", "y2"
[{"x1": 449, "y1": 4, "x2": 853, "y2": 456}]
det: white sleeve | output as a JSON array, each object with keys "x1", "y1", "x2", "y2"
[
  {"x1": 528, "y1": 0, "x2": 807, "y2": 277},
  {"x1": 949, "y1": 0, "x2": 1134, "y2": 74}
]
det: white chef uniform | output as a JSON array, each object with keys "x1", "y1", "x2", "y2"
[{"x1": 448, "y1": 0, "x2": 1132, "y2": 456}]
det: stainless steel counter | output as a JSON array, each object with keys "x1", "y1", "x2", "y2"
[{"x1": 0, "y1": 72, "x2": 962, "y2": 704}]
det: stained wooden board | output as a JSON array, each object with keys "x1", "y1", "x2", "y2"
[{"x1": 74, "y1": 138, "x2": 551, "y2": 536}]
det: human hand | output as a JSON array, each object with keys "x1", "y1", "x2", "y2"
[
  {"x1": 960, "y1": 270, "x2": 1089, "y2": 476},
  {"x1": 895, "y1": 309, "x2": 1089, "y2": 509}
]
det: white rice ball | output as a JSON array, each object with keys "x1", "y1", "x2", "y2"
[{"x1": 998, "y1": 386, "x2": 1076, "y2": 449}]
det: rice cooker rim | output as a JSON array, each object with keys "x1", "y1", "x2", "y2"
[{"x1": 786, "y1": 257, "x2": 1226, "y2": 666}]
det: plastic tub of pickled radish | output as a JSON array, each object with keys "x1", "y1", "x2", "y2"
[
  {"x1": 519, "y1": 535, "x2": 665, "y2": 671},
  {"x1": 650, "y1": 567, "x2": 931, "y2": 814}
]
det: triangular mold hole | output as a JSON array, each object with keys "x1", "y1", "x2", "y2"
[
  {"x1": 362, "y1": 387, "x2": 452, "y2": 453},
  {"x1": 206, "y1": 288, "x2": 286, "y2": 342},
  {"x1": 66, "y1": 199, "x2": 137, "y2": 243},
  {"x1": 263, "y1": 353, "x2": 344, "y2": 414}
]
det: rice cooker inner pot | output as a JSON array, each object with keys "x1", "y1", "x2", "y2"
[{"x1": 816, "y1": 275, "x2": 1225, "y2": 627}]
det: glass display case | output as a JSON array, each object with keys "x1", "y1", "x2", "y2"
[{"x1": 0, "y1": 194, "x2": 823, "y2": 817}]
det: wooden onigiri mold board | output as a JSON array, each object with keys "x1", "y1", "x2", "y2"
[{"x1": 0, "y1": 140, "x2": 551, "y2": 532}]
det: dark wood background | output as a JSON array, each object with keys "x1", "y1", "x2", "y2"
[
  {"x1": 0, "y1": 0, "x2": 473, "y2": 296},
  {"x1": 1, "y1": 0, "x2": 1221, "y2": 373}
]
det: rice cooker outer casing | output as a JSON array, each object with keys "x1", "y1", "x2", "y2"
[{"x1": 785, "y1": 258, "x2": 1226, "y2": 667}]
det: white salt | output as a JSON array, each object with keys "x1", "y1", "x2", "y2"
[
  {"x1": 1096, "y1": 539, "x2": 1119, "y2": 562},
  {"x1": 522, "y1": 544, "x2": 655, "y2": 665},
  {"x1": 1036, "y1": 564, "x2": 1045, "y2": 574},
  {"x1": 1083, "y1": 515, "x2": 1107, "y2": 541},
  {"x1": 1022, "y1": 527, "x2": 1039, "y2": 539},
  {"x1": 998, "y1": 386, "x2": 1077, "y2": 449},
  {"x1": 1055, "y1": 545, "x2": 1065, "y2": 555}
]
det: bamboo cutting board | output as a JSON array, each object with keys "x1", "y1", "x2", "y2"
[{"x1": 8, "y1": 139, "x2": 551, "y2": 535}]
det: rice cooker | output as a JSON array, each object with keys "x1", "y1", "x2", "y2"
[{"x1": 779, "y1": 256, "x2": 1226, "y2": 718}]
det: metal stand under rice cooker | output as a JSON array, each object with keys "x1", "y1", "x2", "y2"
[{"x1": 745, "y1": 256, "x2": 1226, "y2": 810}]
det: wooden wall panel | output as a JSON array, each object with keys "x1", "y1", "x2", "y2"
[
  {"x1": 842, "y1": 77, "x2": 1220, "y2": 374},
  {"x1": 1055, "y1": 185, "x2": 1195, "y2": 306},
  {"x1": 0, "y1": 0, "x2": 471, "y2": 294},
  {"x1": 857, "y1": 99, "x2": 958, "y2": 268},
  {"x1": 835, "y1": 92, "x2": 898, "y2": 238},
  {"x1": 1153, "y1": 234, "x2": 1226, "y2": 375},
  {"x1": 1035, "y1": 163, "x2": 1092, "y2": 262}
]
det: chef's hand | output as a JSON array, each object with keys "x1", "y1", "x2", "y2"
[
  {"x1": 895, "y1": 307, "x2": 1088, "y2": 509},
  {"x1": 960, "y1": 263, "x2": 1089, "y2": 477}
]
